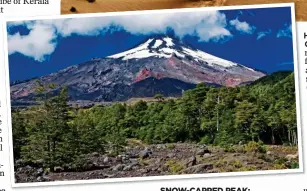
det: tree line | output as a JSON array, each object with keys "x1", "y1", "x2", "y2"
[{"x1": 12, "y1": 71, "x2": 297, "y2": 170}]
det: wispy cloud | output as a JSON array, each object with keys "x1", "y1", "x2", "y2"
[
  {"x1": 277, "y1": 24, "x2": 292, "y2": 38},
  {"x1": 247, "y1": 11, "x2": 256, "y2": 16},
  {"x1": 237, "y1": 10, "x2": 243, "y2": 17},
  {"x1": 229, "y1": 18, "x2": 255, "y2": 34},
  {"x1": 277, "y1": 61, "x2": 293, "y2": 66},
  {"x1": 257, "y1": 29, "x2": 272, "y2": 40},
  {"x1": 8, "y1": 11, "x2": 236, "y2": 62}
]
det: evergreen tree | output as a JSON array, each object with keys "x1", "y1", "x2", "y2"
[{"x1": 12, "y1": 71, "x2": 298, "y2": 168}]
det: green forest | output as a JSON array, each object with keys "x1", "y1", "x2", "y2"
[{"x1": 12, "y1": 71, "x2": 298, "y2": 171}]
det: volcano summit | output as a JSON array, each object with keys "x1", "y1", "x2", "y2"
[{"x1": 10, "y1": 36, "x2": 266, "y2": 106}]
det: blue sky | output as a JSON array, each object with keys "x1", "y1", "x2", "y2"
[{"x1": 7, "y1": 6, "x2": 294, "y2": 82}]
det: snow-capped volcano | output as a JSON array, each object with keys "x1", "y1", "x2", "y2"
[
  {"x1": 10, "y1": 35, "x2": 266, "y2": 106},
  {"x1": 108, "y1": 37, "x2": 185, "y2": 61},
  {"x1": 108, "y1": 36, "x2": 248, "y2": 69}
]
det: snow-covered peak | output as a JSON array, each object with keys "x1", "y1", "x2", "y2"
[
  {"x1": 163, "y1": 37, "x2": 174, "y2": 47},
  {"x1": 181, "y1": 47, "x2": 237, "y2": 68},
  {"x1": 108, "y1": 39, "x2": 154, "y2": 59},
  {"x1": 107, "y1": 36, "x2": 177, "y2": 60},
  {"x1": 107, "y1": 36, "x2": 253, "y2": 70},
  {"x1": 152, "y1": 40, "x2": 163, "y2": 48}
]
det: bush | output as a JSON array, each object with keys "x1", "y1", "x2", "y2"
[
  {"x1": 66, "y1": 155, "x2": 89, "y2": 172},
  {"x1": 167, "y1": 144, "x2": 176, "y2": 150},
  {"x1": 222, "y1": 144, "x2": 245, "y2": 153},
  {"x1": 258, "y1": 153, "x2": 273, "y2": 162},
  {"x1": 139, "y1": 158, "x2": 151, "y2": 166},
  {"x1": 229, "y1": 160, "x2": 243, "y2": 168},
  {"x1": 223, "y1": 145, "x2": 236, "y2": 153},
  {"x1": 199, "y1": 136, "x2": 211, "y2": 145},
  {"x1": 238, "y1": 166, "x2": 257, "y2": 172},
  {"x1": 165, "y1": 159, "x2": 184, "y2": 174},
  {"x1": 274, "y1": 157, "x2": 288, "y2": 165},
  {"x1": 289, "y1": 161, "x2": 299, "y2": 169},
  {"x1": 214, "y1": 159, "x2": 227, "y2": 168},
  {"x1": 245, "y1": 141, "x2": 267, "y2": 153},
  {"x1": 274, "y1": 157, "x2": 299, "y2": 169},
  {"x1": 271, "y1": 163, "x2": 287, "y2": 170}
]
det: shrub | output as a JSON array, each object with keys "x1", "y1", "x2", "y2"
[
  {"x1": 229, "y1": 160, "x2": 243, "y2": 168},
  {"x1": 235, "y1": 145, "x2": 245, "y2": 153},
  {"x1": 271, "y1": 163, "x2": 287, "y2": 170},
  {"x1": 214, "y1": 160, "x2": 244, "y2": 172},
  {"x1": 245, "y1": 141, "x2": 267, "y2": 153},
  {"x1": 274, "y1": 157, "x2": 288, "y2": 165},
  {"x1": 214, "y1": 159, "x2": 227, "y2": 168},
  {"x1": 167, "y1": 144, "x2": 176, "y2": 150},
  {"x1": 289, "y1": 161, "x2": 299, "y2": 169},
  {"x1": 139, "y1": 158, "x2": 151, "y2": 166},
  {"x1": 67, "y1": 156, "x2": 89, "y2": 172},
  {"x1": 275, "y1": 158, "x2": 299, "y2": 169},
  {"x1": 238, "y1": 166, "x2": 257, "y2": 172},
  {"x1": 165, "y1": 159, "x2": 184, "y2": 174},
  {"x1": 258, "y1": 153, "x2": 273, "y2": 162},
  {"x1": 199, "y1": 136, "x2": 211, "y2": 145},
  {"x1": 223, "y1": 145, "x2": 236, "y2": 153}
]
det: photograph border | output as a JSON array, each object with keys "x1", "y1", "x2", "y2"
[{"x1": 2, "y1": 3, "x2": 303, "y2": 188}]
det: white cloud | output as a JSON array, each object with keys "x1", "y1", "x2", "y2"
[
  {"x1": 257, "y1": 29, "x2": 272, "y2": 40},
  {"x1": 277, "y1": 24, "x2": 292, "y2": 38},
  {"x1": 8, "y1": 11, "x2": 235, "y2": 62},
  {"x1": 8, "y1": 23, "x2": 57, "y2": 62},
  {"x1": 229, "y1": 18, "x2": 255, "y2": 34}
]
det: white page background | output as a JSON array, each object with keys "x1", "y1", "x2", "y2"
[{"x1": 0, "y1": 3, "x2": 306, "y2": 191}]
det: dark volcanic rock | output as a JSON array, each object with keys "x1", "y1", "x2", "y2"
[
  {"x1": 139, "y1": 148, "x2": 152, "y2": 159},
  {"x1": 185, "y1": 156, "x2": 197, "y2": 167},
  {"x1": 167, "y1": 153, "x2": 176, "y2": 158},
  {"x1": 196, "y1": 147, "x2": 211, "y2": 156},
  {"x1": 183, "y1": 163, "x2": 214, "y2": 174},
  {"x1": 113, "y1": 164, "x2": 125, "y2": 171},
  {"x1": 14, "y1": 143, "x2": 298, "y2": 183}
]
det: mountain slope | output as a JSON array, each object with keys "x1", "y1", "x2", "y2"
[
  {"x1": 251, "y1": 71, "x2": 292, "y2": 86},
  {"x1": 10, "y1": 36, "x2": 265, "y2": 105}
]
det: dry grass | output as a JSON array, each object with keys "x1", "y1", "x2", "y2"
[
  {"x1": 127, "y1": 138, "x2": 146, "y2": 147},
  {"x1": 267, "y1": 145, "x2": 298, "y2": 155},
  {"x1": 61, "y1": 0, "x2": 307, "y2": 21}
]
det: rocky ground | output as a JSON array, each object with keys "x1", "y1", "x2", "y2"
[{"x1": 14, "y1": 141, "x2": 299, "y2": 183}]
